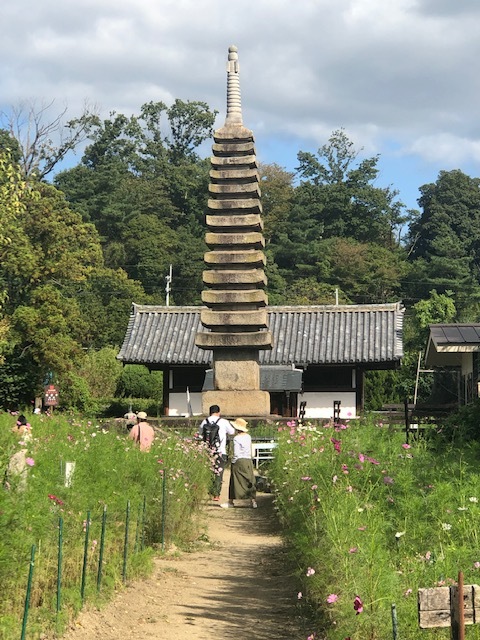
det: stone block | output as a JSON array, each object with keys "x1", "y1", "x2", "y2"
[
  {"x1": 211, "y1": 154, "x2": 256, "y2": 167},
  {"x1": 204, "y1": 250, "x2": 266, "y2": 266},
  {"x1": 207, "y1": 199, "x2": 261, "y2": 211},
  {"x1": 212, "y1": 142, "x2": 253, "y2": 154},
  {"x1": 205, "y1": 232, "x2": 265, "y2": 248},
  {"x1": 209, "y1": 183, "x2": 260, "y2": 197},
  {"x1": 205, "y1": 214, "x2": 263, "y2": 228},
  {"x1": 202, "y1": 269, "x2": 267, "y2": 286},
  {"x1": 201, "y1": 390, "x2": 271, "y2": 417},
  {"x1": 201, "y1": 289, "x2": 268, "y2": 305},
  {"x1": 210, "y1": 168, "x2": 258, "y2": 181},
  {"x1": 213, "y1": 358, "x2": 260, "y2": 389},
  {"x1": 200, "y1": 309, "x2": 268, "y2": 328},
  {"x1": 195, "y1": 330, "x2": 273, "y2": 349}
]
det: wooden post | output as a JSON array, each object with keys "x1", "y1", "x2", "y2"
[{"x1": 451, "y1": 571, "x2": 465, "y2": 640}]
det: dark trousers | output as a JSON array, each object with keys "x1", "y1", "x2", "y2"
[{"x1": 211, "y1": 454, "x2": 228, "y2": 497}]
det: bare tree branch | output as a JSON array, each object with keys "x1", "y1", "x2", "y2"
[{"x1": 0, "y1": 99, "x2": 100, "y2": 180}]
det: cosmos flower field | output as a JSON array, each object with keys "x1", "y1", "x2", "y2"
[{"x1": 270, "y1": 416, "x2": 480, "y2": 640}]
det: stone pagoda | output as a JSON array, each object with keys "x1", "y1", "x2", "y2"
[{"x1": 195, "y1": 45, "x2": 272, "y2": 416}]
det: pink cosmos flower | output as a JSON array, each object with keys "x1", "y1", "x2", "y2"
[
  {"x1": 297, "y1": 591, "x2": 303, "y2": 599},
  {"x1": 353, "y1": 595, "x2": 363, "y2": 614},
  {"x1": 358, "y1": 453, "x2": 365, "y2": 463},
  {"x1": 402, "y1": 443, "x2": 411, "y2": 449},
  {"x1": 366, "y1": 456, "x2": 380, "y2": 465},
  {"x1": 301, "y1": 476, "x2": 312, "y2": 481},
  {"x1": 404, "y1": 588, "x2": 412, "y2": 597},
  {"x1": 330, "y1": 437, "x2": 341, "y2": 453},
  {"x1": 287, "y1": 420, "x2": 296, "y2": 427},
  {"x1": 474, "y1": 562, "x2": 480, "y2": 569},
  {"x1": 349, "y1": 547, "x2": 358, "y2": 554},
  {"x1": 306, "y1": 567, "x2": 315, "y2": 576},
  {"x1": 25, "y1": 458, "x2": 35, "y2": 467},
  {"x1": 326, "y1": 593, "x2": 338, "y2": 603}
]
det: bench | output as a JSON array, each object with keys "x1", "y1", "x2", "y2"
[{"x1": 251, "y1": 442, "x2": 277, "y2": 468}]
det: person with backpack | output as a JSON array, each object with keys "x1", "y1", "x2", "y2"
[{"x1": 198, "y1": 405, "x2": 235, "y2": 501}]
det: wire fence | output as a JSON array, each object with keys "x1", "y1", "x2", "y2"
[{"x1": 20, "y1": 476, "x2": 167, "y2": 640}]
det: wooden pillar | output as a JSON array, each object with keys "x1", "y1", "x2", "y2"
[{"x1": 162, "y1": 367, "x2": 170, "y2": 416}]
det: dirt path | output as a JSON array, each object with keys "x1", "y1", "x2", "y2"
[{"x1": 61, "y1": 471, "x2": 310, "y2": 640}]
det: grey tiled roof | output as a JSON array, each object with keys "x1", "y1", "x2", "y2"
[
  {"x1": 429, "y1": 324, "x2": 480, "y2": 347},
  {"x1": 118, "y1": 303, "x2": 404, "y2": 367}
]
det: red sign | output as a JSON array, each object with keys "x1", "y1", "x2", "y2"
[{"x1": 44, "y1": 384, "x2": 59, "y2": 406}]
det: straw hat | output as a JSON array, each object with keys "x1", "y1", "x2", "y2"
[
  {"x1": 137, "y1": 411, "x2": 148, "y2": 420},
  {"x1": 231, "y1": 418, "x2": 248, "y2": 432}
]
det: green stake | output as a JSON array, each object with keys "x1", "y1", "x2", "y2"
[
  {"x1": 80, "y1": 511, "x2": 90, "y2": 603},
  {"x1": 97, "y1": 505, "x2": 107, "y2": 592},
  {"x1": 21, "y1": 544, "x2": 36, "y2": 640},
  {"x1": 57, "y1": 517, "x2": 63, "y2": 613},
  {"x1": 122, "y1": 501, "x2": 130, "y2": 583}
]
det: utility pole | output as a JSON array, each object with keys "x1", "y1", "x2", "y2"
[{"x1": 165, "y1": 264, "x2": 172, "y2": 306}]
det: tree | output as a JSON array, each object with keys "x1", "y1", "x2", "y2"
[
  {"x1": 296, "y1": 129, "x2": 407, "y2": 246},
  {"x1": 54, "y1": 101, "x2": 214, "y2": 301},
  {"x1": 258, "y1": 163, "x2": 295, "y2": 243},
  {"x1": 406, "y1": 170, "x2": 480, "y2": 314},
  {"x1": 0, "y1": 100, "x2": 99, "y2": 179}
]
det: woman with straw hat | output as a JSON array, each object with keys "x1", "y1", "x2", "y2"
[{"x1": 221, "y1": 418, "x2": 257, "y2": 509}]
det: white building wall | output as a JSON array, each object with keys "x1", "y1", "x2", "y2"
[
  {"x1": 168, "y1": 392, "x2": 203, "y2": 417},
  {"x1": 461, "y1": 353, "x2": 473, "y2": 376},
  {"x1": 167, "y1": 391, "x2": 357, "y2": 419},
  {"x1": 300, "y1": 392, "x2": 357, "y2": 420}
]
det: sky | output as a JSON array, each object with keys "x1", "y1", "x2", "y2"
[{"x1": 2, "y1": 0, "x2": 480, "y2": 212}]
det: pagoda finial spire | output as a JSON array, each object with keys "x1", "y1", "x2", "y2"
[{"x1": 225, "y1": 45, "x2": 243, "y2": 125}]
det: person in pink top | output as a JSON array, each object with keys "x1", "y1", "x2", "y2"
[{"x1": 128, "y1": 412, "x2": 155, "y2": 452}]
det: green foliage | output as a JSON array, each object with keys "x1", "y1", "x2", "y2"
[
  {"x1": 0, "y1": 413, "x2": 211, "y2": 639},
  {"x1": 409, "y1": 289, "x2": 456, "y2": 348},
  {"x1": 440, "y1": 399, "x2": 480, "y2": 444},
  {"x1": 79, "y1": 347, "x2": 123, "y2": 398},
  {"x1": 406, "y1": 170, "x2": 480, "y2": 314},
  {"x1": 116, "y1": 365, "x2": 163, "y2": 401},
  {"x1": 364, "y1": 370, "x2": 402, "y2": 410},
  {"x1": 296, "y1": 129, "x2": 407, "y2": 246}
]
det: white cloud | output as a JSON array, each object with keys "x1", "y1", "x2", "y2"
[{"x1": 1, "y1": 0, "x2": 480, "y2": 207}]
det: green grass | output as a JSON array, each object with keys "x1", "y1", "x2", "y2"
[
  {"x1": 0, "y1": 412, "x2": 211, "y2": 639},
  {"x1": 269, "y1": 417, "x2": 480, "y2": 640}
]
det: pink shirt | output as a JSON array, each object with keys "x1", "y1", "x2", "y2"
[{"x1": 129, "y1": 421, "x2": 155, "y2": 451}]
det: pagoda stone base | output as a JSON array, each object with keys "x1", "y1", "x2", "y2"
[
  {"x1": 202, "y1": 390, "x2": 271, "y2": 417},
  {"x1": 213, "y1": 354, "x2": 260, "y2": 390}
]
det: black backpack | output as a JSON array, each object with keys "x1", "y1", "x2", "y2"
[{"x1": 202, "y1": 417, "x2": 220, "y2": 450}]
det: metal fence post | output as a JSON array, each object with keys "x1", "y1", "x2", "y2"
[
  {"x1": 122, "y1": 501, "x2": 130, "y2": 583},
  {"x1": 80, "y1": 511, "x2": 90, "y2": 603},
  {"x1": 57, "y1": 517, "x2": 63, "y2": 613},
  {"x1": 21, "y1": 544, "x2": 36, "y2": 640},
  {"x1": 97, "y1": 505, "x2": 107, "y2": 592}
]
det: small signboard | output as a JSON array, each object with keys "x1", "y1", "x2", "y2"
[
  {"x1": 44, "y1": 384, "x2": 59, "y2": 407},
  {"x1": 418, "y1": 579, "x2": 479, "y2": 636}
]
